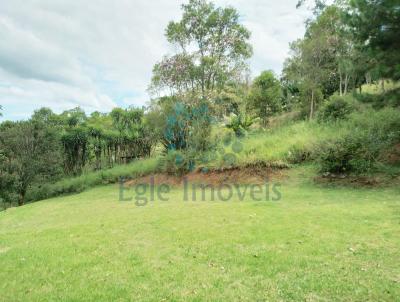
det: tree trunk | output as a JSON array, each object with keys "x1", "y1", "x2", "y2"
[
  {"x1": 18, "y1": 191, "x2": 26, "y2": 206},
  {"x1": 339, "y1": 72, "x2": 343, "y2": 96},
  {"x1": 309, "y1": 90, "x2": 314, "y2": 121},
  {"x1": 344, "y1": 74, "x2": 349, "y2": 95},
  {"x1": 366, "y1": 73, "x2": 371, "y2": 85},
  {"x1": 381, "y1": 79, "x2": 385, "y2": 92}
]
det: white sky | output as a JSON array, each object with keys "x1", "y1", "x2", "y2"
[{"x1": 0, "y1": 0, "x2": 310, "y2": 120}]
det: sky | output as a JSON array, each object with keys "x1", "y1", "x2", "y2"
[{"x1": 0, "y1": 0, "x2": 310, "y2": 121}]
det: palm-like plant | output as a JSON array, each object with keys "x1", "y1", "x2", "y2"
[{"x1": 226, "y1": 113, "x2": 257, "y2": 137}]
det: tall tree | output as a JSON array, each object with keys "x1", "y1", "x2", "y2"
[
  {"x1": 345, "y1": 0, "x2": 400, "y2": 81},
  {"x1": 283, "y1": 4, "x2": 351, "y2": 118},
  {"x1": 60, "y1": 108, "x2": 89, "y2": 175},
  {"x1": 150, "y1": 0, "x2": 252, "y2": 102}
]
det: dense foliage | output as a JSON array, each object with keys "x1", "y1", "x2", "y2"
[
  {"x1": 283, "y1": 0, "x2": 400, "y2": 118},
  {"x1": 317, "y1": 95, "x2": 355, "y2": 123},
  {"x1": 0, "y1": 107, "x2": 157, "y2": 207},
  {"x1": 346, "y1": 0, "x2": 400, "y2": 81},
  {"x1": 149, "y1": 0, "x2": 252, "y2": 102},
  {"x1": 318, "y1": 108, "x2": 400, "y2": 174},
  {"x1": 248, "y1": 70, "x2": 283, "y2": 126}
]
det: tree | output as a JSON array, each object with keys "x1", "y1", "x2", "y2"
[
  {"x1": 248, "y1": 71, "x2": 282, "y2": 126},
  {"x1": 60, "y1": 108, "x2": 89, "y2": 175},
  {"x1": 283, "y1": 4, "x2": 348, "y2": 119},
  {"x1": 295, "y1": 0, "x2": 399, "y2": 94},
  {"x1": 0, "y1": 121, "x2": 62, "y2": 206},
  {"x1": 60, "y1": 107, "x2": 87, "y2": 127},
  {"x1": 150, "y1": 0, "x2": 252, "y2": 101},
  {"x1": 345, "y1": 0, "x2": 400, "y2": 81},
  {"x1": 0, "y1": 150, "x2": 16, "y2": 209},
  {"x1": 149, "y1": 0, "x2": 252, "y2": 153},
  {"x1": 214, "y1": 81, "x2": 250, "y2": 118},
  {"x1": 110, "y1": 107, "x2": 153, "y2": 163},
  {"x1": 32, "y1": 107, "x2": 61, "y2": 126}
]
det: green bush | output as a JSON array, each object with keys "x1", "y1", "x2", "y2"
[
  {"x1": 163, "y1": 101, "x2": 212, "y2": 152},
  {"x1": 317, "y1": 95, "x2": 355, "y2": 123},
  {"x1": 287, "y1": 144, "x2": 313, "y2": 164},
  {"x1": 354, "y1": 88, "x2": 400, "y2": 109},
  {"x1": 375, "y1": 88, "x2": 400, "y2": 108},
  {"x1": 161, "y1": 149, "x2": 198, "y2": 175},
  {"x1": 354, "y1": 92, "x2": 382, "y2": 104},
  {"x1": 318, "y1": 108, "x2": 400, "y2": 174},
  {"x1": 318, "y1": 135, "x2": 374, "y2": 173}
]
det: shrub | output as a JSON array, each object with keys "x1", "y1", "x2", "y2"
[
  {"x1": 161, "y1": 150, "x2": 197, "y2": 175},
  {"x1": 354, "y1": 92, "x2": 382, "y2": 104},
  {"x1": 354, "y1": 88, "x2": 400, "y2": 109},
  {"x1": 163, "y1": 101, "x2": 212, "y2": 152},
  {"x1": 317, "y1": 95, "x2": 355, "y2": 123},
  {"x1": 318, "y1": 108, "x2": 400, "y2": 174},
  {"x1": 379, "y1": 88, "x2": 400, "y2": 108},
  {"x1": 318, "y1": 135, "x2": 375, "y2": 174},
  {"x1": 287, "y1": 144, "x2": 312, "y2": 164}
]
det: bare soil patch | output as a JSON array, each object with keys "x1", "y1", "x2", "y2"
[{"x1": 126, "y1": 164, "x2": 288, "y2": 187}]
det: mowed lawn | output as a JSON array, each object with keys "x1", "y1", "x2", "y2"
[{"x1": 1, "y1": 172, "x2": 399, "y2": 301}]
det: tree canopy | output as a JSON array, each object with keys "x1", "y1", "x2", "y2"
[
  {"x1": 150, "y1": 0, "x2": 252, "y2": 102},
  {"x1": 345, "y1": 0, "x2": 400, "y2": 81}
]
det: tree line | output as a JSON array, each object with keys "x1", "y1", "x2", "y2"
[
  {"x1": 282, "y1": 0, "x2": 399, "y2": 118},
  {"x1": 0, "y1": 107, "x2": 158, "y2": 206}
]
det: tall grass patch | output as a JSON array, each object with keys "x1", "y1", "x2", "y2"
[{"x1": 25, "y1": 158, "x2": 159, "y2": 203}]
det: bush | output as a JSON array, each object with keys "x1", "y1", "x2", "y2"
[
  {"x1": 163, "y1": 101, "x2": 212, "y2": 152},
  {"x1": 318, "y1": 135, "x2": 375, "y2": 174},
  {"x1": 318, "y1": 108, "x2": 400, "y2": 174},
  {"x1": 317, "y1": 95, "x2": 355, "y2": 123},
  {"x1": 287, "y1": 144, "x2": 313, "y2": 164},
  {"x1": 354, "y1": 88, "x2": 400, "y2": 109},
  {"x1": 161, "y1": 150, "x2": 197, "y2": 175},
  {"x1": 354, "y1": 92, "x2": 382, "y2": 104}
]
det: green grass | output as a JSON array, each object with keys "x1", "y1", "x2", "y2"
[
  {"x1": 25, "y1": 157, "x2": 160, "y2": 203},
  {"x1": 215, "y1": 107, "x2": 400, "y2": 171},
  {"x1": 361, "y1": 80, "x2": 400, "y2": 94},
  {"x1": 215, "y1": 120, "x2": 346, "y2": 167},
  {"x1": 1, "y1": 167, "x2": 399, "y2": 301}
]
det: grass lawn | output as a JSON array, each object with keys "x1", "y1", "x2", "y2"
[{"x1": 0, "y1": 168, "x2": 399, "y2": 301}]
